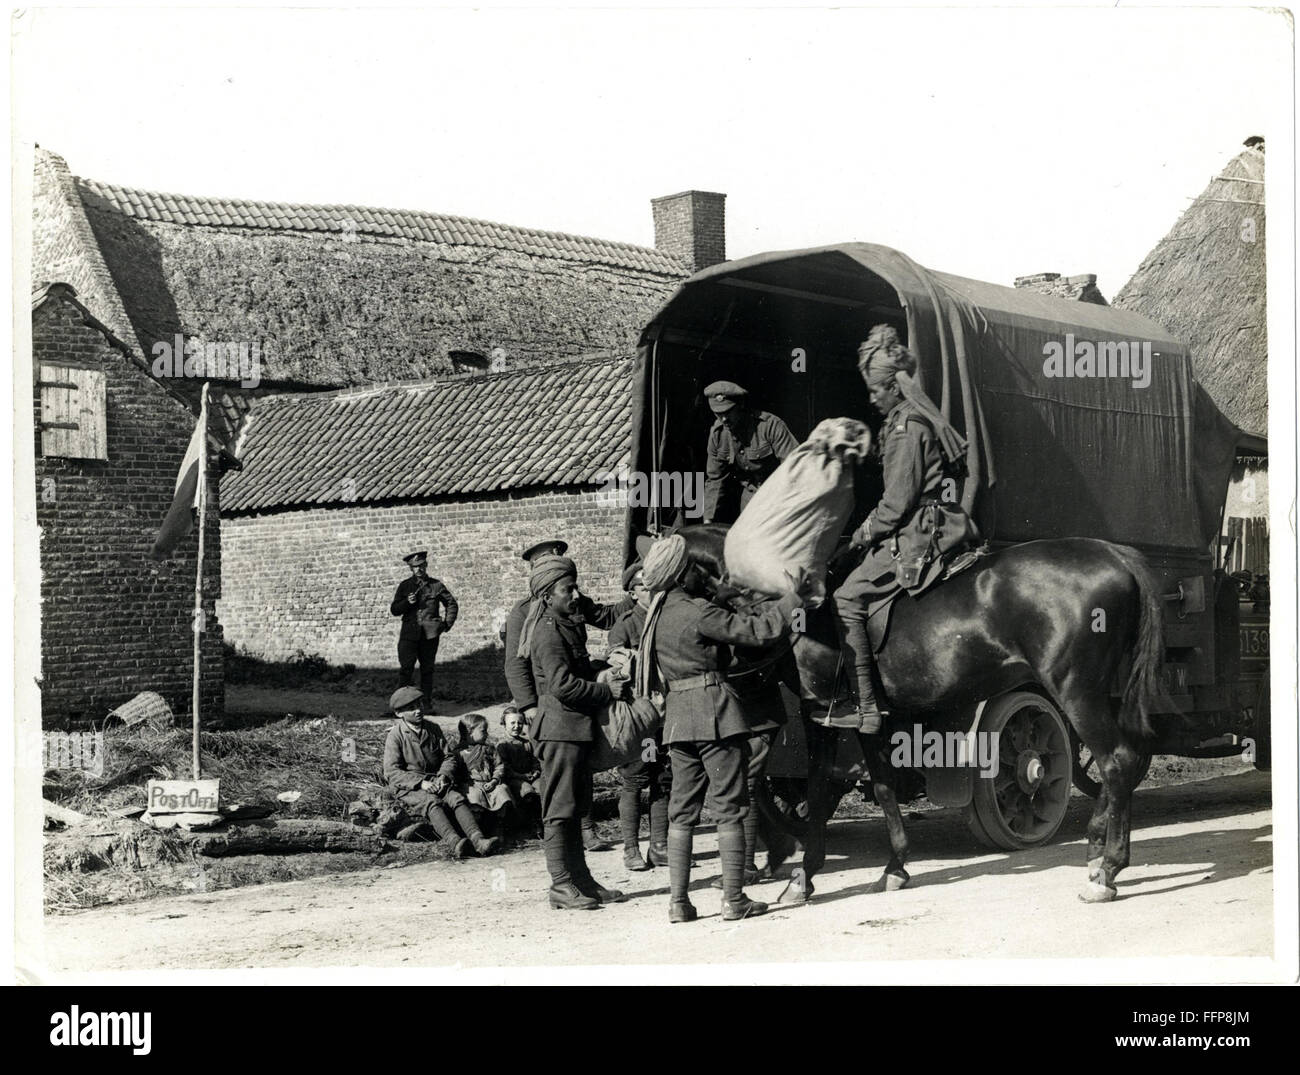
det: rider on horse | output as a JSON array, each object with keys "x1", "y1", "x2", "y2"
[{"x1": 831, "y1": 324, "x2": 978, "y2": 734}]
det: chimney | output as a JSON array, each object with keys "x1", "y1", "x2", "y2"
[
  {"x1": 651, "y1": 190, "x2": 726, "y2": 273},
  {"x1": 449, "y1": 350, "x2": 490, "y2": 375},
  {"x1": 1014, "y1": 272, "x2": 1107, "y2": 306}
]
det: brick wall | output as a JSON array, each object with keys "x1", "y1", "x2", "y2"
[
  {"x1": 34, "y1": 293, "x2": 224, "y2": 725},
  {"x1": 218, "y1": 489, "x2": 627, "y2": 700},
  {"x1": 651, "y1": 191, "x2": 726, "y2": 272}
]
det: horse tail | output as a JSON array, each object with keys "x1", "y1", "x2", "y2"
[{"x1": 1108, "y1": 543, "x2": 1166, "y2": 740}]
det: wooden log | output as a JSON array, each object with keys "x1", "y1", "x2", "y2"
[
  {"x1": 43, "y1": 799, "x2": 90, "y2": 827},
  {"x1": 191, "y1": 819, "x2": 389, "y2": 857}
]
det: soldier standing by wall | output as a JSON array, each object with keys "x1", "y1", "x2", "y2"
[{"x1": 391, "y1": 551, "x2": 458, "y2": 714}]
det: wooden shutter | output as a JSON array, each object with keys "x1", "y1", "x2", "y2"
[{"x1": 39, "y1": 364, "x2": 107, "y2": 460}]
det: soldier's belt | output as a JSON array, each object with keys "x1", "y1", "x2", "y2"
[{"x1": 665, "y1": 671, "x2": 726, "y2": 692}]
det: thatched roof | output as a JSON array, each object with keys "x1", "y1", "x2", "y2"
[
  {"x1": 1112, "y1": 143, "x2": 1266, "y2": 436},
  {"x1": 33, "y1": 148, "x2": 685, "y2": 400},
  {"x1": 221, "y1": 355, "x2": 633, "y2": 513}
]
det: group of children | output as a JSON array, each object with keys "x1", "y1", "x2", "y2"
[
  {"x1": 455, "y1": 706, "x2": 544, "y2": 841},
  {"x1": 381, "y1": 683, "x2": 546, "y2": 853}
]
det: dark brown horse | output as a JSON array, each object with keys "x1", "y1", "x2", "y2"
[{"x1": 676, "y1": 524, "x2": 1161, "y2": 904}]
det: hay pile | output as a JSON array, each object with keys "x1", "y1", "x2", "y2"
[{"x1": 44, "y1": 718, "x2": 389, "y2": 821}]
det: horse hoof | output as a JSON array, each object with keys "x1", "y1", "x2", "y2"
[
  {"x1": 883, "y1": 869, "x2": 910, "y2": 892},
  {"x1": 777, "y1": 881, "x2": 812, "y2": 906},
  {"x1": 1078, "y1": 880, "x2": 1118, "y2": 904}
]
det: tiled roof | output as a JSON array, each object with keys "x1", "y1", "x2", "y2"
[
  {"x1": 76, "y1": 178, "x2": 685, "y2": 277},
  {"x1": 221, "y1": 356, "x2": 633, "y2": 512}
]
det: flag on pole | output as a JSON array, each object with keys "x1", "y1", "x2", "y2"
[{"x1": 150, "y1": 409, "x2": 208, "y2": 560}]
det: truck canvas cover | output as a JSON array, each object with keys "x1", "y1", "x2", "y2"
[{"x1": 634, "y1": 243, "x2": 1246, "y2": 552}]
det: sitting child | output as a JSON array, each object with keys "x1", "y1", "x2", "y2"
[
  {"x1": 497, "y1": 706, "x2": 543, "y2": 825},
  {"x1": 456, "y1": 712, "x2": 520, "y2": 839}
]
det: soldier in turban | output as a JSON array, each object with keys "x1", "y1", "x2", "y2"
[
  {"x1": 830, "y1": 325, "x2": 978, "y2": 734},
  {"x1": 501, "y1": 539, "x2": 611, "y2": 852},
  {"x1": 638, "y1": 535, "x2": 810, "y2": 923},
  {"x1": 521, "y1": 554, "x2": 636, "y2": 910}
]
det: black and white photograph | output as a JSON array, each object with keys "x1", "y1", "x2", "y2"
[{"x1": 6, "y1": 1, "x2": 1296, "y2": 1005}]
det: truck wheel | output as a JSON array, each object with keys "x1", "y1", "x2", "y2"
[{"x1": 966, "y1": 691, "x2": 1073, "y2": 850}]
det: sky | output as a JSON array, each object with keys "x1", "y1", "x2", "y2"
[{"x1": 11, "y1": 4, "x2": 1292, "y2": 300}]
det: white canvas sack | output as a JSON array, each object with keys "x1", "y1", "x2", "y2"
[{"x1": 723, "y1": 417, "x2": 872, "y2": 600}]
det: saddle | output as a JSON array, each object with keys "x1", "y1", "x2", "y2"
[{"x1": 865, "y1": 543, "x2": 991, "y2": 653}]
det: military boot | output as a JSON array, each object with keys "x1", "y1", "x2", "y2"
[
  {"x1": 582, "y1": 814, "x2": 613, "y2": 852},
  {"x1": 836, "y1": 608, "x2": 885, "y2": 734},
  {"x1": 568, "y1": 819, "x2": 626, "y2": 903},
  {"x1": 453, "y1": 802, "x2": 500, "y2": 856},
  {"x1": 620, "y1": 786, "x2": 649, "y2": 871},
  {"x1": 544, "y1": 820, "x2": 597, "y2": 910},
  {"x1": 718, "y1": 821, "x2": 769, "y2": 920},
  {"x1": 646, "y1": 797, "x2": 670, "y2": 867},
  {"x1": 667, "y1": 826, "x2": 698, "y2": 923}
]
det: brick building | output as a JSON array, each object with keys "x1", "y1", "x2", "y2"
[
  {"x1": 218, "y1": 357, "x2": 635, "y2": 699},
  {"x1": 32, "y1": 144, "x2": 728, "y2": 710},
  {"x1": 32, "y1": 284, "x2": 223, "y2": 725}
]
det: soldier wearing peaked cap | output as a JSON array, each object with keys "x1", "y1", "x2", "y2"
[
  {"x1": 701, "y1": 381, "x2": 799, "y2": 524},
  {"x1": 391, "y1": 551, "x2": 458, "y2": 714}
]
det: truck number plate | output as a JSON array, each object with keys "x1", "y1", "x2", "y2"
[{"x1": 1239, "y1": 627, "x2": 1269, "y2": 656}]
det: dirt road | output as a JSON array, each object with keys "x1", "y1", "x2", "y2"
[{"x1": 35, "y1": 771, "x2": 1274, "y2": 976}]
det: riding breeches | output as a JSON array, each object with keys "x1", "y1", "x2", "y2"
[{"x1": 667, "y1": 736, "x2": 751, "y2": 827}]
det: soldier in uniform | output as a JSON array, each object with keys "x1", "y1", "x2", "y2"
[
  {"x1": 831, "y1": 325, "x2": 976, "y2": 734},
  {"x1": 607, "y1": 562, "x2": 674, "y2": 872},
  {"x1": 701, "y1": 381, "x2": 800, "y2": 524},
  {"x1": 382, "y1": 686, "x2": 500, "y2": 858},
  {"x1": 390, "y1": 551, "x2": 458, "y2": 714},
  {"x1": 518, "y1": 554, "x2": 636, "y2": 910},
  {"x1": 501, "y1": 539, "x2": 612, "y2": 852},
  {"x1": 641, "y1": 535, "x2": 808, "y2": 923}
]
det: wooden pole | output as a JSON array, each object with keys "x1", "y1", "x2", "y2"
[{"x1": 192, "y1": 382, "x2": 209, "y2": 780}]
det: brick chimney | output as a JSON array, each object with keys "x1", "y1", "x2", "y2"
[
  {"x1": 651, "y1": 191, "x2": 726, "y2": 273},
  {"x1": 1014, "y1": 272, "x2": 1108, "y2": 306}
]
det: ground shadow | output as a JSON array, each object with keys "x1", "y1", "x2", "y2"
[{"x1": 781, "y1": 773, "x2": 1272, "y2": 908}]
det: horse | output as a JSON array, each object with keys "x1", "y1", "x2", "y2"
[{"x1": 675, "y1": 523, "x2": 1161, "y2": 905}]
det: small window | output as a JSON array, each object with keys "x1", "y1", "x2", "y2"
[{"x1": 39, "y1": 364, "x2": 107, "y2": 460}]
